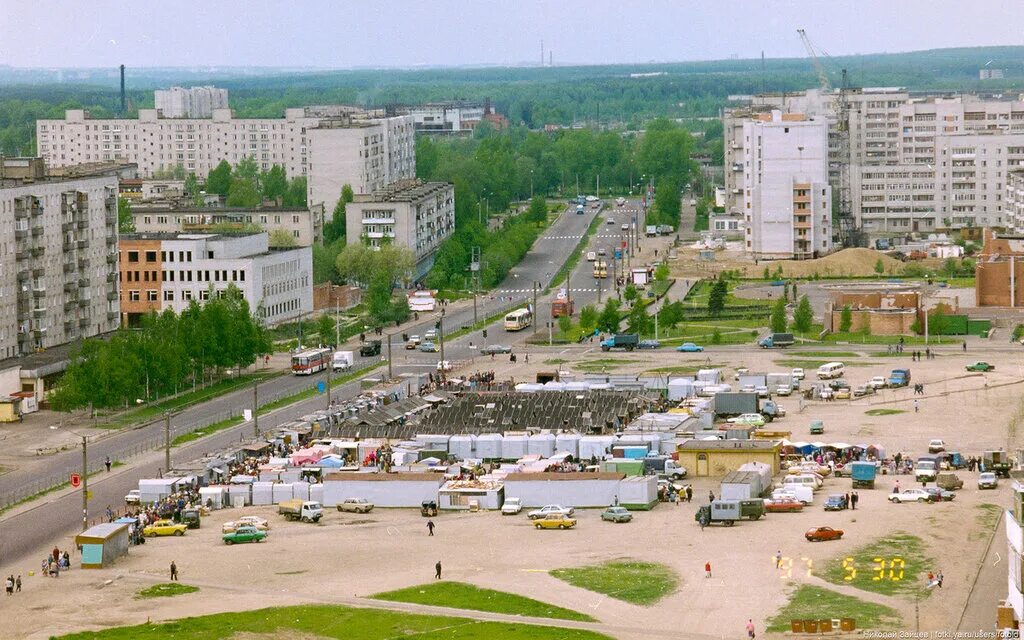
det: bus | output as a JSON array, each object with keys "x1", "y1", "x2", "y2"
[
  {"x1": 408, "y1": 290, "x2": 437, "y2": 312},
  {"x1": 292, "y1": 347, "x2": 332, "y2": 375},
  {"x1": 504, "y1": 308, "x2": 533, "y2": 332}
]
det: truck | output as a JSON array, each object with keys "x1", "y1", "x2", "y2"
[
  {"x1": 758, "y1": 333, "x2": 794, "y2": 349},
  {"x1": 984, "y1": 450, "x2": 1012, "y2": 478},
  {"x1": 600, "y1": 459, "x2": 645, "y2": 476},
  {"x1": 278, "y1": 499, "x2": 324, "y2": 523},
  {"x1": 593, "y1": 260, "x2": 608, "y2": 278},
  {"x1": 888, "y1": 368, "x2": 911, "y2": 388},
  {"x1": 359, "y1": 340, "x2": 382, "y2": 357},
  {"x1": 695, "y1": 499, "x2": 765, "y2": 527},
  {"x1": 332, "y1": 350, "x2": 354, "y2": 372},
  {"x1": 645, "y1": 225, "x2": 658, "y2": 237},
  {"x1": 551, "y1": 292, "x2": 575, "y2": 318},
  {"x1": 712, "y1": 392, "x2": 759, "y2": 418},
  {"x1": 642, "y1": 456, "x2": 688, "y2": 480},
  {"x1": 766, "y1": 372, "x2": 798, "y2": 393},
  {"x1": 657, "y1": 224, "x2": 674, "y2": 236},
  {"x1": 600, "y1": 333, "x2": 638, "y2": 352},
  {"x1": 936, "y1": 472, "x2": 964, "y2": 491},
  {"x1": 914, "y1": 455, "x2": 940, "y2": 483},
  {"x1": 850, "y1": 461, "x2": 877, "y2": 489}
]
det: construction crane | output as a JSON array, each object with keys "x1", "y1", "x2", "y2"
[{"x1": 797, "y1": 28, "x2": 855, "y2": 248}]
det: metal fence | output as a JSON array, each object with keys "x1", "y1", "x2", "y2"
[{"x1": 0, "y1": 360, "x2": 383, "y2": 512}]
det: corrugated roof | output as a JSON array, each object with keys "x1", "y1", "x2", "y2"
[
  {"x1": 324, "y1": 472, "x2": 443, "y2": 482},
  {"x1": 677, "y1": 439, "x2": 780, "y2": 451},
  {"x1": 503, "y1": 472, "x2": 624, "y2": 481}
]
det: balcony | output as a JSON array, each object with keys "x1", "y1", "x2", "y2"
[
  {"x1": 63, "y1": 240, "x2": 75, "y2": 252},
  {"x1": 31, "y1": 267, "x2": 44, "y2": 278},
  {"x1": 14, "y1": 228, "x2": 28, "y2": 241},
  {"x1": 107, "y1": 291, "x2": 118, "y2": 301},
  {"x1": 32, "y1": 328, "x2": 46, "y2": 340},
  {"x1": 61, "y1": 221, "x2": 74, "y2": 233},
  {"x1": 63, "y1": 300, "x2": 77, "y2": 312},
  {"x1": 106, "y1": 235, "x2": 116, "y2": 246},
  {"x1": 32, "y1": 307, "x2": 46, "y2": 319},
  {"x1": 32, "y1": 285, "x2": 45, "y2": 298},
  {"x1": 78, "y1": 297, "x2": 91, "y2": 308},
  {"x1": 15, "y1": 250, "x2": 28, "y2": 262},
  {"x1": 106, "y1": 272, "x2": 117, "y2": 283},
  {"x1": 79, "y1": 316, "x2": 90, "y2": 328},
  {"x1": 793, "y1": 221, "x2": 812, "y2": 230},
  {"x1": 63, "y1": 261, "x2": 75, "y2": 273},
  {"x1": 63, "y1": 282, "x2": 76, "y2": 294},
  {"x1": 77, "y1": 239, "x2": 89, "y2": 250},
  {"x1": 76, "y1": 219, "x2": 88, "y2": 230},
  {"x1": 64, "y1": 320, "x2": 75, "y2": 333},
  {"x1": 31, "y1": 246, "x2": 44, "y2": 258},
  {"x1": 731, "y1": 163, "x2": 743, "y2": 171},
  {"x1": 107, "y1": 311, "x2": 119, "y2": 321},
  {"x1": 105, "y1": 212, "x2": 117, "y2": 225},
  {"x1": 78, "y1": 277, "x2": 90, "y2": 288},
  {"x1": 78, "y1": 258, "x2": 90, "y2": 269},
  {"x1": 16, "y1": 270, "x2": 29, "y2": 283}
]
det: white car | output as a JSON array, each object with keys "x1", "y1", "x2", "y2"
[
  {"x1": 739, "y1": 384, "x2": 756, "y2": 393},
  {"x1": 928, "y1": 439, "x2": 946, "y2": 454},
  {"x1": 734, "y1": 368, "x2": 750, "y2": 381},
  {"x1": 606, "y1": 218, "x2": 615, "y2": 225},
  {"x1": 615, "y1": 197, "x2": 626, "y2": 206},
  {"x1": 223, "y1": 516, "x2": 271, "y2": 533},
  {"x1": 501, "y1": 497, "x2": 523, "y2": 515},
  {"x1": 436, "y1": 360, "x2": 452, "y2": 372},
  {"x1": 425, "y1": 329, "x2": 438, "y2": 341},
  {"x1": 869, "y1": 376, "x2": 888, "y2": 390},
  {"x1": 978, "y1": 472, "x2": 998, "y2": 489},
  {"x1": 528, "y1": 504, "x2": 575, "y2": 520},
  {"x1": 621, "y1": 223, "x2": 629, "y2": 231},
  {"x1": 888, "y1": 488, "x2": 934, "y2": 504},
  {"x1": 727, "y1": 413, "x2": 766, "y2": 427},
  {"x1": 124, "y1": 489, "x2": 141, "y2": 505},
  {"x1": 792, "y1": 368, "x2": 805, "y2": 381},
  {"x1": 755, "y1": 385, "x2": 769, "y2": 398},
  {"x1": 689, "y1": 199, "x2": 697, "y2": 206},
  {"x1": 776, "y1": 385, "x2": 792, "y2": 396}
]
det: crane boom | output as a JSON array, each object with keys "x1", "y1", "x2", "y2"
[{"x1": 797, "y1": 29, "x2": 831, "y2": 92}]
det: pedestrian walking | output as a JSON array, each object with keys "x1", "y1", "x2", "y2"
[
  {"x1": 105, "y1": 456, "x2": 112, "y2": 472},
  {"x1": 937, "y1": 571, "x2": 943, "y2": 588},
  {"x1": 15, "y1": 575, "x2": 21, "y2": 593},
  {"x1": 427, "y1": 520, "x2": 435, "y2": 536},
  {"x1": 170, "y1": 561, "x2": 178, "y2": 581},
  {"x1": 774, "y1": 551, "x2": 782, "y2": 569},
  {"x1": 844, "y1": 492, "x2": 851, "y2": 509},
  {"x1": 705, "y1": 561, "x2": 712, "y2": 578},
  {"x1": 851, "y1": 491, "x2": 858, "y2": 510},
  {"x1": 435, "y1": 561, "x2": 442, "y2": 580},
  {"x1": 708, "y1": 490, "x2": 715, "y2": 503},
  {"x1": 746, "y1": 619, "x2": 756, "y2": 639},
  {"x1": 5, "y1": 575, "x2": 12, "y2": 596},
  {"x1": 685, "y1": 485, "x2": 693, "y2": 502},
  {"x1": 675, "y1": 492, "x2": 681, "y2": 507},
  {"x1": 914, "y1": 399, "x2": 919, "y2": 413},
  {"x1": 963, "y1": 341, "x2": 967, "y2": 352}
]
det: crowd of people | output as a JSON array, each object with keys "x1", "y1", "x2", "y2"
[{"x1": 41, "y1": 547, "x2": 70, "y2": 578}]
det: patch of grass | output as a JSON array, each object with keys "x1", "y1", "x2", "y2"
[
  {"x1": 864, "y1": 408, "x2": 906, "y2": 416},
  {"x1": 574, "y1": 358, "x2": 641, "y2": 372},
  {"x1": 371, "y1": 581, "x2": 595, "y2": 622},
  {"x1": 546, "y1": 213, "x2": 602, "y2": 292},
  {"x1": 543, "y1": 358, "x2": 568, "y2": 365},
  {"x1": 766, "y1": 585, "x2": 901, "y2": 632},
  {"x1": 52, "y1": 604, "x2": 609, "y2": 640},
  {"x1": 824, "y1": 332, "x2": 951, "y2": 345},
  {"x1": 821, "y1": 532, "x2": 932, "y2": 598},
  {"x1": 791, "y1": 350, "x2": 861, "y2": 358},
  {"x1": 644, "y1": 363, "x2": 726, "y2": 375},
  {"x1": 975, "y1": 503, "x2": 1003, "y2": 538},
  {"x1": 550, "y1": 559, "x2": 678, "y2": 606},
  {"x1": 136, "y1": 583, "x2": 199, "y2": 599}
]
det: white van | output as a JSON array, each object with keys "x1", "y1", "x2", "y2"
[
  {"x1": 772, "y1": 485, "x2": 813, "y2": 505},
  {"x1": 586, "y1": 251, "x2": 597, "y2": 262},
  {"x1": 782, "y1": 474, "x2": 822, "y2": 492},
  {"x1": 332, "y1": 350, "x2": 354, "y2": 372},
  {"x1": 816, "y1": 362, "x2": 845, "y2": 379}
]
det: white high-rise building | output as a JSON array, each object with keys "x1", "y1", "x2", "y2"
[
  {"x1": 741, "y1": 111, "x2": 832, "y2": 259},
  {"x1": 154, "y1": 86, "x2": 229, "y2": 118}
]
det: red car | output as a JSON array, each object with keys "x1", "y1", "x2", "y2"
[
  {"x1": 805, "y1": 526, "x2": 844, "y2": 542},
  {"x1": 764, "y1": 498, "x2": 804, "y2": 513}
]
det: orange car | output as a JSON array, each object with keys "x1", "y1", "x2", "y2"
[
  {"x1": 764, "y1": 498, "x2": 804, "y2": 513},
  {"x1": 805, "y1": 526, "x2": 843, "y2": 542}
]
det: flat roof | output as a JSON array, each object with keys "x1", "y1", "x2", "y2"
[
  {"x1": 120, "y1": 231, "x2": 264, "y2": 241},
  {"x1": 355, "y1": 179, "x2": 452, "y2": 204},
  {"x1": 677, "y1": 439, "x2": 780, "y2": 451},
  {"x1": 76, "y1": 522, "x2": 129, "y2": 540},
  {"x1": 504, "y1": 472, "x2": 624, "y2": 481},
  {"x1": 325, "y1": 472, "x2": 443, "y2": 482}
]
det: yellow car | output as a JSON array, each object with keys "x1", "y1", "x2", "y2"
[
  {"x1": 834, "y1": 387, "x2": 851, "y2": 400},
  {"x1": 534, "y1": 513, "x2": 577, "y2": 530},
  {"x1": 143, "y1": 519, "x2": 188, "y2": 537}
]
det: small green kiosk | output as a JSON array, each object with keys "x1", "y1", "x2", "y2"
[{"x1": 75, "y1": 522, "x2": 130, "y2": 569}]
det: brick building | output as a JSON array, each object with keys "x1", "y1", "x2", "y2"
[{"x1": 975, "y1": 228, "x2": 1024, "y2": 307}]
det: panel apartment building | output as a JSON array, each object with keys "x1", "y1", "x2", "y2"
[
  {"x1": 725, "y1": 89, "x2": 1024, "y2": 236},
  {"x1": 131, "y1": 204, "x2": 325, "y2": 247},
  {"x1": 345, "y1": 180, "x2": 455, "y2": 279},
  {"x1": 118, "y1": 232, "x2": 312, "y2": 327},
  {"x1": 36, "y1": 107, "x2": 415, "y2": 214},
  {"x1": 154, "y1": 86, "x2": 229, "y2": 118},
  {"x1": 739, "y1": 111, "x2": 832, "y2": 260},
  {"x1": 0, "y1": 158, "x2": 122, "y2": 357}
]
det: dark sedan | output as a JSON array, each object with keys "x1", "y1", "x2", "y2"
[{"x1": 480, "y1": 344, "x2": 513, "y2": 355}]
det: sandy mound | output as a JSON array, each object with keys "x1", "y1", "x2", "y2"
[{"x1": 734, "y1": 248, "x2": 903, "y2": 278}]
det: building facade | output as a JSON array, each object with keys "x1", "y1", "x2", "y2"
[
  {"x1": 0, "y1": 157, "x2": 121, "y2": 357},
  {"x1": 154, "y1": 86, "x2": 229, "y2": 118},
  {"x1": 1007, "y1": 170, "x2": 1024, "y2": 233},
  {"x1": 118, "y1": 232, "x2": 312, "y2": 327},
  {"x1": 740, "y1": 111, "x2": 832, "y2": 259},
  {"x1": 345, "y1": 180, "x2": 455, "y2": 279},
  {"x1": 131, "y1": 205, "x2": 324, "y2": 247},
  {"x1": 394, "y1": 102, "x2": 487, "y2": 134}
]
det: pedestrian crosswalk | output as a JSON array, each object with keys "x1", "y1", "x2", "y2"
[
  {"x1": 495, "y1": 288, "x2": 601, "y2": 294},
  {"x1": 536, "y1": 233, "x2": 630, "y2": 241}
]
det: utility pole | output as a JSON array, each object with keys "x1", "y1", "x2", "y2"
[
  {"x1": 471, "y1": 246, "x2": 480, "y2": 325},
  {"x1": 326, "y1": 365, "x2": 332, "y2": 409},
  {"x1": 533, "y1": 281, "x2": 539, "y2": 333},
  {"x1": 439, "y1": 313, "x2": 445, "y2": 364},
  {"x1": 387, "y1": 332, "x2": 393, "y2": 380},
  {"x1": 253, "y1": 381, "x2": 259, "y2": 437},
  {"x1": 335, "y1": 301, "x2": 340, "y2": 346},
  {"x1": 597, "y1": 278, "x2": 602, "y2": 304},
  {"x1": 81, "y1": 435, "x2": 88, "y2": 531},
  {"x1": 164, "y1": 412, "x2": 171, "y2": 473}
]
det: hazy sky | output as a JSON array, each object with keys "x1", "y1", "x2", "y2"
[{"x1": 2, "y1": 0, "x2": 1023, "y2": 68}]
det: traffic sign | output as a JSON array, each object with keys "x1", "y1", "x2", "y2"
[
  {"x1": 316, "y1": 380, "x2": 327, "y2": 394},
  {"x1": 69, "y1": 473, "x2": 81, "y2": 488}
]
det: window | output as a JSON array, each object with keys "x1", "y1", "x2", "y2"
[
  {"x1": 145, "y1": 251, "x2": 157, "y2": 262},
  {"x1": 163, "y1": 290, "x2": 174, "y2": 301},
  {"x1": 129, "y1": 291, "x2": 140, "y2": 301},
  {"x1": 200, "y1": 290, "x2": 210, "y2": 301},
  {"x1": 183, "y1": 290, "x2": 193, "y2": 301},
  {"x1": 146, "y1": 290, "x2": 158, "y2": 302},
  {"x1": 127, "y1": 251, "x2": 139, "y2": 262}
]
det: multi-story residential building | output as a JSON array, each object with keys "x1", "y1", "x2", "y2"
[
  {"x1": 740, "y1": 111, "x2": 832, "y2": 259},
  {"x1": 345, "y1": 179, "x2": 455, "y2": 279},
  {"x1": 1007, "y1": 170, "x2": 1024, "y2": 233},
  {"x1": 1002, "y1": 481, "x2": 1024, "y2": 631},
  {"x1": 0, "y1": 157, "x2": 122, "y2": 357},
  {"x1": 306, "y1": 114, "x2": 416, "y2": 216},
  {"x1": 36, "y1": 107, "x2": 415, "y2": 214},
  {"x1": 131, "y1": 204, "x2": 324, "y2": 247},
  {"x1": 118, "y1": 232, "x2": 311, "y2": 327},
  {"x1": 154, "y1": 86, "x2": 229, "y2": 118},
  {"x1": 393, "y1": 101, "x2": 487, "y2": 134}
]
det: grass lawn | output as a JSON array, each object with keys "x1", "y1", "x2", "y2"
[
  {"x1": 864, "y1": 408, "x2": 906, "y2": 416},
  {"x1": 550, "y1": 560, "x2": 678, "y2": 606},
  {"x1": 973, "y1": 503, "x2": 1004, "y2": 540},
  {"x1": 774, "y1": 359, "x2": 871, "y2": 369},
  {"x1": 765, "y1": 585, "x2": 901, "y2": 632},
  {"x1": 821, "y1": 532, "x2": 932, "y2": 598},
  {"x1": 644, "y1": 363, "x2": 727, "y2": 376},
  {"x1": 371, "y1": 581, "x2": 595, "y2": 622},
  {"x1": 136, "y1": 583, "x2": 199, "y2": 599},
  {"x1": 575, "y1": 358, "x2": 642, "y2": 372},
  {"x1": 790, "y1": 350, "x2": 861, "y2": 358},
  {"x1": 53, "y1": 604, "x2": 609, "y2": 640},
  {"x1": 824, "y1": 332, "x2": 955, "y2": 346}
]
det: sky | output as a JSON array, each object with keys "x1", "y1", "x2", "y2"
[{"x1": 1, "y1": 0, "x2": 1023, "y2": 69}]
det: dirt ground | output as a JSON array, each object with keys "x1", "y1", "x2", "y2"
[{"x1": 0, "y1": 343, "x2": 1017, "y2": 639}]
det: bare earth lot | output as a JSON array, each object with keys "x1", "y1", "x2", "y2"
[{"x1": 0, "y1": 343, "x2": 1016, "y2": 639}]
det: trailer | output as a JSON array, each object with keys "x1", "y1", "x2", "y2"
[
  {"x1": 720, "y1": 471, "x2": 765, "y2": 500},
  {"x1": 712, "y1": 392, "x2": 759, "y2": 418}
]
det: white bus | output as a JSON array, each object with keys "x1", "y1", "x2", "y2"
[
  {"x1": 408, "y1": 290, "x2": 437, "y2": 312},
  {"x1": 816, "y1": 362, "x2": 846, "y2": 379},
  {"x1": 292, "y1": 347, "x2": 332, "y2": 375},
  {"x1": 504, "y1": 308, "x2": 533, "y2": 331}
]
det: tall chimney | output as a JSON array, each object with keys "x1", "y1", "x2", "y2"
[{"x1": 120, "y1": 64, "x2": 126, "y2": 115}]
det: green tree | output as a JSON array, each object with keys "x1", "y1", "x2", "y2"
[
  {"x1": 711, "y1": 328, "x2": 722, "y2": 345},
  {"x1": 183, "y1": 173, "x2": 198, "y2": 196},
  {"x1": 650, "y1": 177, "x2": 681, "y2": 229},
  {"x1": 626, "y1": 300, "x2": 652, "y2": 335},
  {"x1": 792, "y1": 295, "x2": 813, "y2": 333},
  {"x1": 117, "y1": 197, "x2": 135, "y2": 233},
  {"x1": 206, "y1": 160, "x2": 232, "y2": 196},
  {"x1": 268, "y1": 229, "x2": 297, "y2": 248},
  {"x1": 284, "y1": 177, "x2": 307, "y2": 207},
  {"x1": 579, "y1": 304, "x2": 598, "y2": 335},
  {"x1": 317, "y1": 314, "x2": 336, "y2": 344},
  {"x1": 623, "y1": 283, "x2": 638, "y2": 305},
  {"x1": 312, "y1": 241, "x2": 342, "y2": 284},
  {"x1": 707, "y1": 279, "x2": 727, "y2": 316},
  {"x1": 597, "y1": 299, "x2": 622, "y2": 334},
  {"x1": 874, "y1": 258, "x2": 885, "y2": 276},
  {"x1": 660, "y1": 300, "x2": 684, "y2": 328},
  {"x1": 226, "y1": 177, "x2": 261, "y2": 207},
  {"x1": 770, "y1": 297, "x2": 788, "y2": 334},
  {"x1": 839, "y1": 304, "x2": 853, "y2": 333},
  {"x1": 558, "y1": 314, "x2": 573, "y2": 336},
  {"x1": 261, "y1": 165, "x2": 288, "y2": 203},
  {"x1": 324, "y1": 184, "x2": 353, "y2": 245},
  {"x1": 526, "y1": 195, "x2": 548, "y2": 225},
  {"x1": 654, "y1": 263, "x2": 670, "y2": 283}
]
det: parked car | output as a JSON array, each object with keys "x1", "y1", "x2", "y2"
[
  {"x1": 728, "y1": 413, "x2": 766, "y2": 428},
  {"x1": 792, "y1": 368, "x2": 805, "y2": 380},
  {"x1": 606, "y1": 218, "x2": 615, "y2": 225},
  {"x1": 853, "y1": 384, "x2": 874, "y2": 397},
  {"x1": 124, "y1": 489, "x2": 141, "y2": 505},
  {"x1": 809, "y1": 420, "x2": 824, "y2": 435},
  {"x1": 480, "y1": 344, "x2": 512, "y2": 355},
  {"x1": 823, "y1": 494, "x2": 849, "y2": 511},
  {"x1": 336, "y1": 498, "x2": 374, "y2": 513},
  {"x1": 223, "y1": 525, "x2": 267, "y2": 545},
  {"x1": 436, "y1": 360, "x2": 452, "y2": 372},
  {"x1": 888, "y1": 488, "x2": 934, "y2": 504},
  {"x1": 424, "y1": 329, "x2": 438, "y2": 341},
  {"x1": 621, "y1": 223, "x2": 629, "y2": 231},
  {"x1": 978, "y1": 472, "x2": 999, "y2": 489},
  {"x1": 615, "y1": 197, "x2": 626, "y2": 206},
  {"x1": 763, "y1": 497, "x2": 804, "y2": 513},
  {"x1": 776, "y1": 384, "x2": 793, "y2": 396},
  {"x1": 222, "y1": 516, "x2": 270, "y2": 533},
  {"x1": 818, "y1": 387, "x2": 834, "y2": 400},
  {"x1": 966, "y1": 362, "x2": 995, "y2": 372},
  {"x1": 501, "y1": 497, "x2": 523, "y2": 515},
  {"x1": 928, "y1": 439, "x2": 946, "y2": 454},
  {"x1": 936, "y1": 473, "x2": 964, "y2": 491},
  {"x1": 534, "y1": 513, "x2": 577, "y2": 529},
  {"x1": 676, "y1": 342, "x2": 704, "y2": 352},
  {"x1": 834, "y1": 387, "x2": 851, "y2": 400},
  {"x1": 528, "y1": 505, "x2": 575, "y2": 520},
  {"x1": 869, "y1": 376, "x2": 888, "y2": 390},
  {"x1": 923, "y1": 487, "x2": 956, "y2": 502},
  {"x1": 638, "y1": 339, "x2": 662, "y2": 350},
  {"x1": 597, "y1": 248, "x2": 606, "y2": 256},
  {"x1": 144, "y1": 519, "x2": 188, "y2": 537},
  {"x1": 805, "y1": 526, "x2": 844, "y2": 542},
  {"x1": 601, "y1": 506, "x2": 633, "y2": 523}
]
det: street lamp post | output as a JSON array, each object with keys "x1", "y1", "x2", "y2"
[{"x1": 50, "y1": 425, "x2": 89, "y2": 531}]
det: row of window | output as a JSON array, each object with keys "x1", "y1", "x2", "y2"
[{"x1": 123, "y1": 269, "x2": 247, "y2": 284}]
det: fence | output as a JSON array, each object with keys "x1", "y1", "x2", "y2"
[{"x1": 0, "y1": 359, "x2": 383, "y2": 512}]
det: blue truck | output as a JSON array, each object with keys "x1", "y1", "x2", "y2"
[
  {"x1": 850, "y1": 461, "x2": 877, "y2": 489},
  {"x1": 600, "y1": 333, "x2": 638, "y2": 352},
  {"x1": 758, "y1": 333, "x2": 794, "y2": 349},
  {"x1": 888, "y1": 368, "x2": 911, "y2": 388}
]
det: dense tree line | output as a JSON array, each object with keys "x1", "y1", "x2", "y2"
[
  {"x1": 50, "y1": 287, "x2": 272, "y2": 411},
  {"x1": 205, "y1": 158, "x2": 306, "y2": 208}
]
